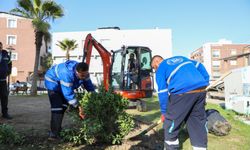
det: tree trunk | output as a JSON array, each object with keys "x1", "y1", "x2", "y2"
[
  {"x1": 30, "y1": 31, "x2": 43, "y2": 96},
  {"x1": 45, "y1": 41, "x2": 48, "y2": 53},
  {"x1": 66, "y1": 50, "x2": 69, "y2": 60}
]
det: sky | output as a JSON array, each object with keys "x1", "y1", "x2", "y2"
[{"x1": 1, "y1": 0, "x2": 250, "y2": 56}]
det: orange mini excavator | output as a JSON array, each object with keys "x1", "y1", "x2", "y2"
[{"x1": 82, "y1": 33, "x2": 154, "y2": 111}]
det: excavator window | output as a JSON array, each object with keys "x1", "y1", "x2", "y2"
[
  {"x1": 139, "y1": 48, "x2": 152, "y2": 91},
  {"x1": 111, "y1": 46, "x2": 153, "y2": 92},
  {"x1": 111, "y1": 51, "x2": 123, "y2": 89},
  {"x1": 124, "y1": 50, "x2": 139, "y2": 89},
  {"x1": 140, "y1": 51, "x2": 151, "y2": 70}
]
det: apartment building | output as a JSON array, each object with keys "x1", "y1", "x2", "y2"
[
  {"x1": 0, "y1": 12, "x2": 47, "y2": 83},
  {"x1": 52, "y1": 27, "x2": 172, "y2": 85},
  {"x1": 190, "y1": 39, "x2": 250, "y2": 80}
]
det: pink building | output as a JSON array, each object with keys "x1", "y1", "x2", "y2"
[{"x1": 0, "y1": 12, "x2": 47, "y2": 83}]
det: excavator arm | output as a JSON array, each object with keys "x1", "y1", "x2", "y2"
[{"x1": 82, "y1": 33, "x2": 112, "y2": 90}]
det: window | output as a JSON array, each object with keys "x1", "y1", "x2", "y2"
[
  {"x1": 231, "y1": 49, "x2": 237, "y2": 55},
  {"x1": 140, "y1": 48, "x2": 151, "y2": 70},
  {"x1": 230, "y1": 60, "x2": 237, "y2": 65},
  {"x1": 12, "y1": 67, "x2": 18, "y2": 76},
  {"x1": 111, "y1": 51, "x2": 123, "y2": 88},
  {"x1": 11, "y1": 53, "x2": 18, "y2": 60},
  {"x1": 7, "y1": 35, "x2": 17, "y2": 45},
  {"x1": 212, "y1": 50, "x2": 220, "y2": 58},
  {"x1": 7, "y1": 18, "x2": 17, "y2": 28},
  {"x1": 212, "y1": 61, "x2": 220, "y2": 67}
]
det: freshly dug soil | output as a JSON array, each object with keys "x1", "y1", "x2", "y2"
[{"x1": 0, "y1": 95, "x2": 165, "y2": 150}]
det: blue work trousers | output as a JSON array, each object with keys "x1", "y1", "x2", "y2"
[
  {"x1": 48, "y1": 90, "x2": 68, "y2": 114},
  {"x1": 163, "y1": 92, "x2": 207, "y2": 150}
]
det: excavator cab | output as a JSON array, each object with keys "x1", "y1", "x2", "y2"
[
  {"x1": 83, "y1": 33, "x2": 154, "y2": 111},
  {"x1": 111, "y1": 46, "x2": 154, "y2": 100}
]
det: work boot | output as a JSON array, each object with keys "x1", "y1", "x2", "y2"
[
  {"x1": 48, "y1": 131, "x2": 61, "y2": 141},
  {"x1": 2, "y1": 114, "x2": 13, "y2": 120},
  {"x1": 48, "y1": 113, "x2": 63, "y2": 141}
]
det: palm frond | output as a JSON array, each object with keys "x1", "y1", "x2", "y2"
[
  {"x1": 10, "y1": 8, "x2": 32, "y2": 18},
  {"x1": 12, "y1": 0, "x2": 64, "y2": 30},
  {"x1": 42, "y1": 1, "x2": 64, "y2": 21},
  {"x1": 56, "y1": 41, "x2": 67, "y2": 51},
  {"x1": 33, "y1": 0, "x2": 41, "y2": 9},
  {"x1": 17, "y1": 0, "x2": 34, "y2": 16},
  {"x1": 57, "y1": 39, "x2": 78, "y2": 51}
]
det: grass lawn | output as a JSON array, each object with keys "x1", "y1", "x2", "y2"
[{"x1": 127, "y1": 96, "x2": 250, "y2": 150}]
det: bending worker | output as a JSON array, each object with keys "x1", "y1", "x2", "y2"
[
  {"x1": 151, "y1": 55, "x2": 209, "y2": 150},
  {"x1": 45, "y1": 60, "x2": 95, "y2": 140}
]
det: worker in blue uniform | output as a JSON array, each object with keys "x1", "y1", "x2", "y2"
[
  {"x1": 45, "y1": 60, "x2": 95, "y2": 140},
  {"x1": 151, "y1": 55, "x2": 209, "y2": 150},
  {"x1": 0, "y1": 42, "x2": 12, "y2": 119}
]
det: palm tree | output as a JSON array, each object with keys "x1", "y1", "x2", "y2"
[
  {"x1": 11, "y1": 0, "x2": 64, "y2": 95},
  {"x1": 56, "y1": 39, "x2": 78, "y2": 60}
]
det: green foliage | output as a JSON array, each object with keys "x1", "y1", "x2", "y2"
[
  {"x1": 63, "y1": 86, "x2": 134, "y2": 145},
  {"x1": 11, "y1": 0, "x2": 64, "y2": 32},
  {"x1": 41, "y1": 52, "x2": 53, "y2": 71},
  {"x1": 0, "y1": 124, "x2": 23, "y2": 145},
  {"x1": 60, "y1": 128, "x2": 79, "y2": 143}
]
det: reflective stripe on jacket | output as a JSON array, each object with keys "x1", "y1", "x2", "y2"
[{"x1": 45, "y1": 60, "x2": 95, "y2": 105}]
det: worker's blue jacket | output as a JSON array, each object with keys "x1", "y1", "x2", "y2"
[
  {"x1": 155, "y1": 56, "x2": 209, "y2": 115},
  {"x1": 44, "y1": 60, "x2": 95, "y2": 106},
  {"x1": 0, "y1": 50, "x2": 11, "y2": 80}
]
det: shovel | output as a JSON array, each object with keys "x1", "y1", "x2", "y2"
[{"x1": 129, "y1": 119, "x2": 162, "y2": 140}]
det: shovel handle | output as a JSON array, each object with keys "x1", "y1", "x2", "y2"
[
  {"x1": 205, "y1": 71, "x2": 232, "y2": 91},
  {"x1": 139, "y1": 119, "x2": 162, "y2": 136}
]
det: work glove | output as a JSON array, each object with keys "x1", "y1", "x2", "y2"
[
  {"x1": 161, "y1": 114, "x2": 165, "y2": 123},
  {"x1": 71, "y1": 100, "x2": 79, "y2": 108},
  {"x1": 68, "y1": 101, "x2": 78, "y2": 112},
  {"x1": 78, "y1": 106, "x2": 85, "y2": 120}
]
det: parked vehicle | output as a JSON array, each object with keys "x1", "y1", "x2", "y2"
[{"x1": 10, "y1": 82, "x2": 31, "y2": 90}]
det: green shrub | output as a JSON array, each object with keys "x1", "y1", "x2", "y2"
[
  {"x1": 62, "y1": 86, "x2": 134, "y2": 145},
  {"x1": 0, "y1": 124, "x2": 23, "y2": 144}
]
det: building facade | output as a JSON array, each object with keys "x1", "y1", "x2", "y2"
[
  {"x1": 52, "y1": 27, "x2": 172, "y2": 85},
  {"x1": 190, "y1": 39, "x2": 250, "y2": 81},
  {"x1": 0, "y1": 12, "x2": 47, "y2": 83}
]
